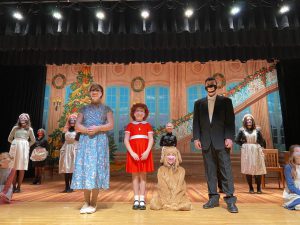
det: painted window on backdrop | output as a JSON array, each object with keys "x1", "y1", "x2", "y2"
[
  {"x1": 187, "y1": 84, "x2": 206, "y2": 152},
  {"x1": 267, "y1": 91, "x2": 285, "y2": 151},
  {"x1": 145, "y1": 86, "x2": 170, "y2": 130},
  {"x1": 106, "y1": 86, "x2": 130, "y2": 151}
]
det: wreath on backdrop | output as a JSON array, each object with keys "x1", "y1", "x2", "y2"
[
  {"x1": 52, "y1": 74, "x2": 66, "y2": 89},
  {"x1": 131, "y1": 76, "x2": 145, "y2": 92}
]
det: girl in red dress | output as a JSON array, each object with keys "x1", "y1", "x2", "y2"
[{"x1": 124, "y1": 103, "x2": 154, "y2": 210}]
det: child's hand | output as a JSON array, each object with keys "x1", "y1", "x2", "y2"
[
  {"x1": 130, "y1": 152, "x2": 140, "y2": 161},
  {"x1": 87, "y1": 126, "x2": 98, "y2": 136},
  {"x1": 141, "y1": 150, "x2": 150, "y2": 160}
]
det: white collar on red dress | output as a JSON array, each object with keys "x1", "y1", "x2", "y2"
[{"x1": 131, "y1": 121, "x2": 148, "y2": 125}]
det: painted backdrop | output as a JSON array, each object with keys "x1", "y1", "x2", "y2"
[{"x1": 44, "y1": 60, "x2": 284, "y2": 156}]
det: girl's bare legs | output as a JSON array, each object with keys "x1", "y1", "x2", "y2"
[
  {"x1": 139, "y1": 172, "x2": 146, "y2": 196},
  {"x1": 81, "y1": 189, "x2": 99, "y2": 214},
  {"x1": 79, "y1": 189, "x2": 92, "y2": 213},
  {"x1": 91, "y1": 189, "x2": 99, "y2": 207},
  {"x1": 139, "y1": 172, "x2": 147, "y2": 209},
  {"x1": 84, "y1": 189, "x2": 91, "y2": 205},
  {"x1": 132, "y1": 173, "x2": 140, "y2": 196},
  {"x1": 132, "y1": 173, "x2": 140, "y2": 209}
]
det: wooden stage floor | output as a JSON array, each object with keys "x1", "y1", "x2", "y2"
[{"x1": 1, "y1": 175, "x2": 300, "y2": 225}]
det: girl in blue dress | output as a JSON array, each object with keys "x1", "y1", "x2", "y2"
[{"x1": 71, "y1": 83, "x2": 114, "y2": 214}]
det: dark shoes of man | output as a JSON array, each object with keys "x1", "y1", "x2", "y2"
[
  {"x1": 257, "y1": 189, "x2": 263, "y2": 194},
  {"x1": 227, "y1": 203, "x2": 239, "y2": 213},
  {"x1": 249, "y1": 188, "x2": 255, "y2": 194},
  {"x1": 203, "y1": 199, "x2": 239, "y2": 213},
  {"x1": 203, "y1": 199, "x2": 220, "y2": 209}
]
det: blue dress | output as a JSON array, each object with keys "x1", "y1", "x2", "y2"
[{"x1": 71, "y1": 104, "x2": 112, "y2": 190}]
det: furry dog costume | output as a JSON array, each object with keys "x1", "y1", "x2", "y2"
[{"x1": 150, "y1": 146, "x2": 191, "y2": 211}]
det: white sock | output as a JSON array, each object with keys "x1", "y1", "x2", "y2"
[
  {"x1": 134, "y1": 195, "x2": 139, "y2": 205},
  {"x1": 139, "y1": 195, "x2": 145, "y2": 205}
]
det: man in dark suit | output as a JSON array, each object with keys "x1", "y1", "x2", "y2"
[{"x1": 192, "y1": 77, "x2": 238, "y2": 213}]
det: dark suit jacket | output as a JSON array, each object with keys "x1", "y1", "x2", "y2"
[{"x1": 192, "y1": 95, "x2": 235, "y2": 150}]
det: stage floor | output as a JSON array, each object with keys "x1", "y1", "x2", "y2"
[{"x1": 0, "y1": 176, "x2": 299, "y2": 225}]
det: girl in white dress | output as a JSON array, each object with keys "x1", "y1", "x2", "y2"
[
  {"x1": 59, "y1": 114, "x2": 79, "y2": 193},
  {"x1": 8, "y1": 113, "x2": 35, "y2": 193},
  {"x1": 235, "y1": 114, "x2": 266, "y2": 194}
]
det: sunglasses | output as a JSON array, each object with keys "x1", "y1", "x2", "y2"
[{"x1": 205, "y1": 84, "x2": 217, "y2": 89}]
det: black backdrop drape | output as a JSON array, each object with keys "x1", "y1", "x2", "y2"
[
  {"x1": 0, "y1": 0, "x2": 300, "y2": 65},
  {"x1": 277, "y1": 60, "x2": 300, "y2": 149},
  {"x1": 0, "y1": 66, "x2": 46, "y2": 176}
]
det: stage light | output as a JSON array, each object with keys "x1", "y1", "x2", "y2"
[
  {"x1": 96, "y1": 10, "x2": 105, "y2": 20},
  {"x1": 141, "y1": 10, "x2": 149, "y2": 19},
  {"x1": 13, "y1": 11, "x2": 23, "y2": 20},
  {"x1": 279, "y1": 5, "x2": 290, "y2": 14},
  {"x1": 230, "y1": 6, "x2": 240, "y2": 15},
  {"x1": 53, "y1": 10, "x2": 62, "y2": 20},
  {"x1": 184, "y1": 8, "x2": 194, "y2": 18}
]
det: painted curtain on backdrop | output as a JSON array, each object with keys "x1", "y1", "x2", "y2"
[{"x1": 44, "y1": 60, "x2": 284, "y2": 152}]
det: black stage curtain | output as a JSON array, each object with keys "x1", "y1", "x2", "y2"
[
  {"x1": 0, "y1": 0, "x2": 300, "y2": 65},
  {"x1": 277, "y1": 60, "x2": 300, "y2": 150},
  {"x1": 0, "y1": 66, "x2": 46, "y2": 176}
]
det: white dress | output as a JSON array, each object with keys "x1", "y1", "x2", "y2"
[
  {"x1": 59, "y1": 130, "x2": 78, "y2": 173},
  {"x1": 240, "y1": 130, "x2": 266, "y2": 175},
  {"x1": 8, "y1": 126, "x2": 35, "y2": 170}
]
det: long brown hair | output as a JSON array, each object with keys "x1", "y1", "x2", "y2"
[{"x1": 288, "y1": 144, "x2": 300, "y2": 179}]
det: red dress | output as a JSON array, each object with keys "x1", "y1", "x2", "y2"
[{"x1": 125, "y1": 121, "x2": 154, "y2": 173}]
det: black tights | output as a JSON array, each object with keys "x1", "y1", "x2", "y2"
[
  {"x1": 64, "y1": 173, "x2": 73, "y2": 190},
  {"x1": 246, "y1": 175, "x2": 262, "y2": 191}
]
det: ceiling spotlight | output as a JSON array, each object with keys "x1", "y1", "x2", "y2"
[
  {"x1": 53, "y1": 11, "x2": 62, "y2": 20},
  {"x1": 13, "y1": 11, "x2": 23, "y2": 20},
  {"x1": 230, "y1": 6, "x2": 241, "y2": 16},
  {"x1": 279, "y1": 5, "x2": 290, "y2": 14},
  {"x1": 141, "y1": 10, "x2": 149, "y2": 19},
  {"x1": 184, "y1": 8, "x2": 194, "y2": 18},
  {"x1": 96, "y1": 10, "x2": 105, "y2": 20}
]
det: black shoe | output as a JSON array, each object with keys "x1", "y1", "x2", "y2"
[
  {"x1": 227, "y1": 203, "x2": 238, "y2": 213},
  {"x1": 139, "y1": 201, "x2": 146, "y2": 210},
  {"x1": 257, "y1": 189, "x2": 262, "y2": 194},
  {"x1": 219, "y1": 189, "x2": 224, "y2": 193},
  {"x1": 249, "y1": 189, "x2": 255, "y2": 194},
  {"x1": 36, "y1": 177, "x2": 42, "y2": 185},
  {"x1": 14, "y1": 188, "x2": 21, "y2": 193},
  {"x1": 203, "y1": 199, "x2": 219, "y2": 209},
  {"x1": 66, "y1": 189, "x2": 73, "y2": 193},
  {"x1": 32, "y1": 178, "x2": 38, "y2": 185},
  {"x1": 132, "y1": 200, "x2": 139, "y2": 210}
]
